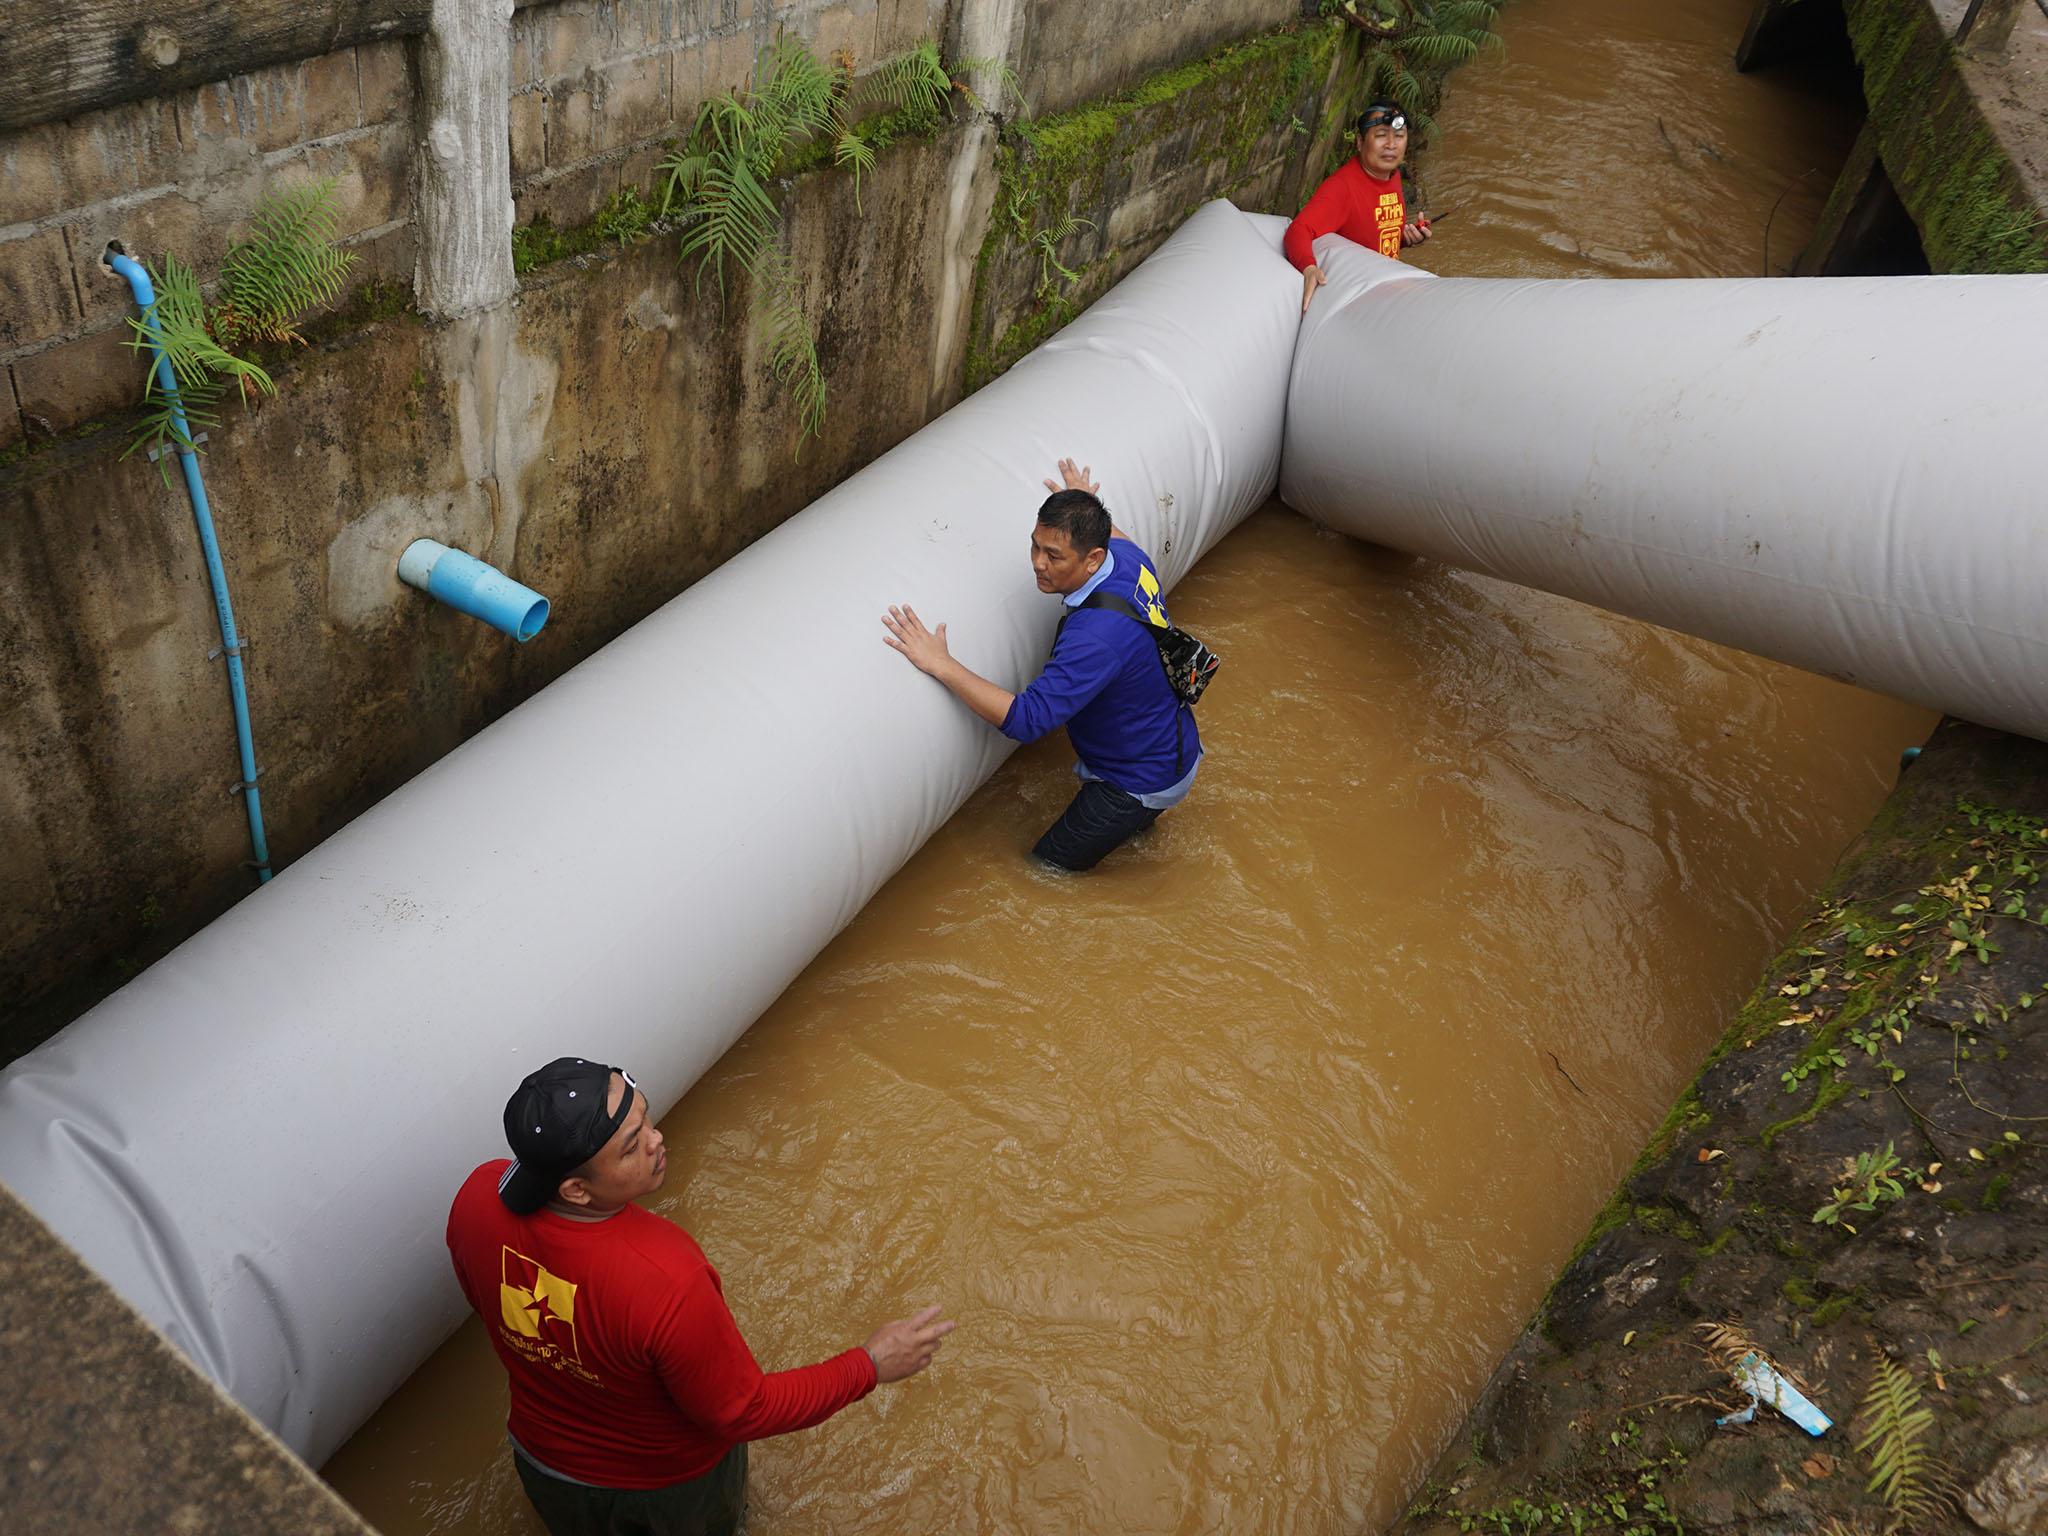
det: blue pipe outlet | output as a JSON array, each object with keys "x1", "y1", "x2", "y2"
[
  {"x1": 104, "y1": 243, "x2": 273, "y2": 884},
  {"x1": 397, "y1": 540, "x2": 550, "y2": 642}
]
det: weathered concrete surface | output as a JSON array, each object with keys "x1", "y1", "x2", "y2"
[
  {"x1": 0, "y1": 19, "x2": 1363, "y2": 1058},
  {"x1": 1010, "y1": 0, "x2": 1302, "y2": 116},
  {"x1": 1797, "y1": 120, "x2": 1935, "y2": 274},
  {"x1": 1390, "y1": 720, "x2": 2048, "y2": 1536},
  {"x1": 1837, "y1": 0, "x2": 2048, "y2": 271},
  {"x1": 969, "y1": 24, "x2": 1360, "y2": 389},
  {"x1": 0, "y1": 1180, "x2": 376, "y2": 1536}
]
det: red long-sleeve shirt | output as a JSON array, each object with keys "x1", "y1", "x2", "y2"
[
  {"x1": 1283, "y1": 157, "x2": 1407, "y2": 269},
  {"x1": 447, "y1": 1160, "x2": 877, "y2": 1488}
]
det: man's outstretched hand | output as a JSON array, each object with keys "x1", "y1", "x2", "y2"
[
  {"x1": 1043, "y1": 457, "x2": 1099, "y2": 496},
  {"x1": 1042, "y1": 456, "x2": 1129, "y2": 542},
  {"x1": 864, "y1": 1304, "x2": 957, "y2": 1384},
  {"x1": 881, "y1": 605, "x2": 1015, "y2": 725},
  {"x1": 881, "y1": 604, "x2": 951, "y2": 675}
]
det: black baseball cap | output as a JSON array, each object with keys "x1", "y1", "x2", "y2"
[
  {"x1": 498, "y1": 1057, "x2": 639, "y2": 1213},
  {"x1": 1357, "y1": 102, "x2": 1408, "y2": 134}
]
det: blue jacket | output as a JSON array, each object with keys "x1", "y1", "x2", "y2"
[{"x1": 999, "y1": 539, "x2": 1201, "y2": 796}]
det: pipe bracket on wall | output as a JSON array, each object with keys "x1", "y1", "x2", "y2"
[{"x1": 397, "y1": 539, "x2": 550, "y2": 642}]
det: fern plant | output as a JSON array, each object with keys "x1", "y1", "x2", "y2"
[
  {"x1": 210, "y1": 179, "x2": 354, "y2": 354},
  {"x1": 1031, "y1": 214, "x2": 1095, "y2": 301},
  {"x1": 124, "y1": 178, "x2": 355, "y2": 469},
  {"x1": 659, "y1": 34, "x2": 1025, "y2": 444},
  {"x1": 1854, "y1": 1359, "x2": 1955, "y2": 1531},
  {"x1": 1326, "y1": 0, "x2": 1503, "y2": 144}
]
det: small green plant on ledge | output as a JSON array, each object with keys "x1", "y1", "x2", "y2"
[
  {"x1": 659, "y1": 34, "x2": 1022, "y2": 442},
  {"x1": 124, "y1": 178, "x2": 355, "y2": 471},
  {"x1": 1812, "y1": 1141, "x2": 1917, "y2": 1229}
]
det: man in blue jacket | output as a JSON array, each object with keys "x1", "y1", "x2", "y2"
[{"x1": 881, "y1": 459, "x2": 1201, "y2": 871}]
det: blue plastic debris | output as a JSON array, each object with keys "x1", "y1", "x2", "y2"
[{"x1": 1716, "y1": 1351, "x2": 1831, "y2": 1436}]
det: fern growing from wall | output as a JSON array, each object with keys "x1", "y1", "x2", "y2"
[
  {"x1": 125, "y1": 177, "x2": 355, "y2": 469},
  {"x1": 659, "y1": 35, "x2": 1023, "y2": 444},
  {"x1": 1324, "y1": 0, "x2": 1503, "y2": 142}
]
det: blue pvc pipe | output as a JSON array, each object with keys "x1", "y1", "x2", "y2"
[
  {"x1": 397, "y1": 540, "x2": 550, "y2": 642},
  {"x1": 105, "y1": 247, "x2": 273, "y2": 883}
]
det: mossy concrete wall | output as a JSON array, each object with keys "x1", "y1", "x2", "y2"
[
  {"x1": 0, "y1": 16, "x2": 1365, "y2": 1054},
  {"x1": 1836, "y1": 0, "x2": 2048, "y2": 272},
  {"x1": 969, "y1": 24, "x2": 1359, "y2": 390}
]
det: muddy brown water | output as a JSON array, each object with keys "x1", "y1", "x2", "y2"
[{"x1": 327, "y1": 4, "x2": 1916, "y2": 1532}]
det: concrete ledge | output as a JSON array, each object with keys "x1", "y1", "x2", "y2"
[
  {"x1": 1843, "y1": 0, "x2": 2048, "y2": 271},
  {"x1": 0, "y1": 1181, "x2": 376, "y2": 1536}
]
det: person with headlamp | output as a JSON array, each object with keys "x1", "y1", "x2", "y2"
[{"x1": 1286, "y1": 99, "x2": 1434, "y2": 312}]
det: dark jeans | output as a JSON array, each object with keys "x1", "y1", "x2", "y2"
[
  {"x1": 515, "y1": 1444, "x2": 747, "y2": 1536},
  {"x1": 1032, "y1": 778, "x2": 1163, "y2": 871}
]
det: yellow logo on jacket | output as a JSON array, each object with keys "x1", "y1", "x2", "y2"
[
  {"x1": 1374, "y1": 191, "x2": 1405, "y2": 257},
  {"x1": 1135, "y1": 563, "x2": 1169, "y2": 627},
  {"x1": 499, "y1": 1246, "x2": 598, "y2": 1381}
]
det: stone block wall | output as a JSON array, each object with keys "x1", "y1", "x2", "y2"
[
  {"x1": 1015, "y1": 0, "x2": 1301, "y2": 115},
  {"x1": 0, "y1": 39, "x2": 415, "y2": 453},
  {"x1": 504, "y1": 0, "x2": 951, "y2": 230}
]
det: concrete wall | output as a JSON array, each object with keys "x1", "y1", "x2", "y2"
[
  {"x1": 1768, "y1": 0, "x2": 2048, "y2": 276},
  {"x1": 0, "y1": 4, "x2": 1360, "y2": 1051}
]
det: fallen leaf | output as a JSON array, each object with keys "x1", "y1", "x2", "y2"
[
  {"x1": 1802, "y1": 1453, "x2": 1836, "y2": 1479},
  {"x1": 1697, "y1": 1148, "x2": 1726, "y2": 1163},
  {"x1": 1928, "y1": 1162, "x2": 1943, "y2": 1176},
  {"x1": 1970, "y1": 1148, "x2": 1987, "y2": 1162},
  {"x1": 1996, "y1": 1303, "x2": 2013, "y2": 1319},
  {"x1": 1920, "y1": 1180, "x2": 1943, "y2": 1193},
  {"x1": 1623, "y1": 1330, "x2": 1637, "y2": 1347}
]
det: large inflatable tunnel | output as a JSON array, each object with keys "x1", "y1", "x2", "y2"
[
  {"x1": 0, "y1": 202, "x2": 1302, "y2": 1464},
  {"x1": 1282, "y1": 240, "x2": 2048, "y2": 741},
  {"x1": 8, "y1": 198, "x2": 2048, "y2": 1466}
]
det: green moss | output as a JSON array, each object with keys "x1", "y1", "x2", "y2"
[
  {"x1": 1982, "y1": 1172, "x2": 2013, "y2": 1211},
  {"x1": 0, "y1": 414, "x2": 115, "y2": 478},
  {"x1": 1844, "y1": 0, "x2": 2048, "y2": 273},
  {"x1": 1635, "y1": 1204, "x2": 1705, "y2": 1243},
  {"x1": 1811, "y1": 1290, "x2": 1862, "y2": 1327},
  {"x1": 965, "y1": 21, "x2": 1353, "y2": 391},
  {"x1": 1761, "y1": 1071, "x2": 1853, "y2": 1149},
  {"x1": 512, "y1": 213, "x2": 610, "y2": 275},
  {"x1": 1699, "y1": 1226, "x2": 1738, "y2": 1257}
]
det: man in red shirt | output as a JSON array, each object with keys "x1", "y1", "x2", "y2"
[
  {"x1": 1286, "y1": 100, "x2": 1433, "y2": 312},
  {"x1": 448, "y1": 1057, "x2": 955, "y2": 1535}
]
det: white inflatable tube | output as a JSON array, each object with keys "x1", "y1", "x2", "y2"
[
  {"x1": 1281, "y1": 239, "x2": 2048, "y2": 741},
  {"x1": 0, "y1": 201, "x2": 1301, "y2": 1463}
]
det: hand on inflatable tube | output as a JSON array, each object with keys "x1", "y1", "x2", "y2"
[
  {"x1": 863, "y1": 1304, "x2": 957, "y2": 1384},
  {"x1": 1041, "y1": 457, "x2": 1131, "y2": 543},
  {"x1": 1300, "y1": 263, "x2": 1327, "y2": 314},
  {"x1": 881, "y1": 605, "x2": 1016, "y2": 727}
]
